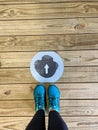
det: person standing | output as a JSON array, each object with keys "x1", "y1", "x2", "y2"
[{"x1": 26, "y1": 84, "x2": 68, "y2": 130}]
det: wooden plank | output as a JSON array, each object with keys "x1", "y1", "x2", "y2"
[
  {"x1": 60, "y1": 50, "x2": 98, "y2": 66},
  {"x1": 1, "y1": 34, "x2": 98, "y2": 51},
  {"x1": 0, "y1": 18, "x2": 98, "y2": 35},
  {"x1": 0, "y1": 100, "x2": 98, "y2": 116},
  {"x1": 1, "y1": 67, "x2": 98, "y2": 83},
  {"x1": 0, "y1": 83, "x2": 98, "y2": 100},
  {"x1": 0, "y1": 117, "x2": 98, "y2": 130},
  {"x1": 0, "y1": 2, "x2": 98, "y2": 20},
  {"x1": 0, "y1": 35, "x2": 65, "y2": 51},
  {"x1": 63, "y1": 34, "x2": 98, "y2": 50},
  {"x1": 1, "y1": 51, "x2": 98, "y2": 68}
]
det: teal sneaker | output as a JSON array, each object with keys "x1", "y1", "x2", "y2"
[
  {"x1": 34, "y1": 84, "x2": 45, "y2": 112},
  {"x1": 48, "y1": 85, "x2": 60, "y2": 112}
]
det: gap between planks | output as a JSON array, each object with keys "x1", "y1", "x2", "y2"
[{"x1": 0, "y1": 0, "x2": 97, "y2": 4}]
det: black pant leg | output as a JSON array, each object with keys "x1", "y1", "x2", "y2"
[
  {"x1": 26, "y1": 109, "x2": 45, "y2": 130},
  {"x1": 48, "y1": 110, "x2": 68, "y2": 130}
]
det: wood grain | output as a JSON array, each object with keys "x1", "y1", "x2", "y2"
[
  {"x1": 0, "y1": 100, "x2": 98, "y2": 116},
  {"x1": 1, "y1": 67, "x2": 98, "y2": 84},
  {"x1": 0, "y1": 1, "x2": 98, "y2": 130},
  {"x1": 0, "y1": 117, "x2": 98, "y2": 130},
  {"x1": 1, "y1": 34, "x2": 98, "y2": 51},
  {"x1": 0, "y1": 83, "x2": 98, "y2": 100},
  {"x1": 0, "y1": 2, "x2": 98, "y2": 20},
  {"x1": 0, "y1": 18, "x2": 98, "y2": 35},
  {"x1": 1, "y1": 51, "x2": 98, "y2": 68}
]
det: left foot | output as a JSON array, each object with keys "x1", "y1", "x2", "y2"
[{"x1": 34, "y1": 84, "x2": 45, "y2": 111}]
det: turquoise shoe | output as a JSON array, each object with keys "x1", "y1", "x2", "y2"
[
  {"x1": 34, "y1": 84, "x2": 45, "y2": 111},
  {"x1": 48, "y1": 85, "x2": 60, "y2": 112}
]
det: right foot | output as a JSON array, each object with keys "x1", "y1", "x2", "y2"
[{"x1": 48, "y1": 85, "x2": 60, "y2": 112}]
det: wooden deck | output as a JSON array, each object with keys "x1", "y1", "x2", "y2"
[{"x1": 0, "y1": 0, "x2": 98, "y2": 129}]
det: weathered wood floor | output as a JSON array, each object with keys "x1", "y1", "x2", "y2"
[{"x1": 0, "y1": 0, "x2": 98, "y2": 129}]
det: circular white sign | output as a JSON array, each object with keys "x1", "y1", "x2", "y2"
[{"x1": 30, "y1": 51, "x2": 64, "y2": 83}]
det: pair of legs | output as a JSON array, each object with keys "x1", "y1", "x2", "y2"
[
  {"x1": 26, "y1": 109, "x2": 68, "y2": 130},
  {"x1": 26, "y1": 84, "x2": 68, "y2": 130}
]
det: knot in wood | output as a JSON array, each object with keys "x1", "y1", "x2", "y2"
[{"x1": 74, "y1": 23, "x2": 85, "y2": 30}]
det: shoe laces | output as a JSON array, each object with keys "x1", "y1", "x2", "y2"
[
  {"x1": 49, "y1": 96, "x2": 59, "y2": 108},
  {"x1": 35, "y1": 95, "x2": 44, "y2": 108}
]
